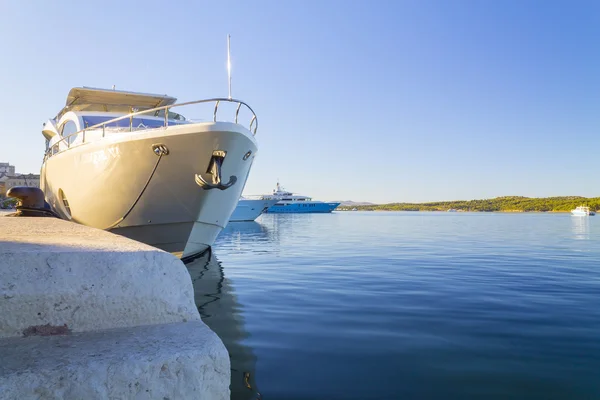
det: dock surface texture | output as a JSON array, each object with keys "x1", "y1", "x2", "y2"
[{"x1": 0, "y1": 217, "x2": 229, "y2": 399}]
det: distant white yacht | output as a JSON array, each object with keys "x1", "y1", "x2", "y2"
[
  {"x1": 571, "y1": 206, "x2": 595, "y2": 216},
  {"x1": 261, "y1": 182, "x2": 340, "y2": 213},
  {"x1": 229, "y1": 198, "x2": 279, "y2": 221}
]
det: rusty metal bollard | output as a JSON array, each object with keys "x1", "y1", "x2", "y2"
[{"x1": 5, "y1": 187, "x2": 59, "y2": 218}]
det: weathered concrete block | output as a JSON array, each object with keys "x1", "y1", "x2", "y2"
[
  {"x1": 0, "y1": 217, "x2": 200, "y2": 338},
  {"x1": 0, "y1": 321, "x2": 230, "y2": 400}
]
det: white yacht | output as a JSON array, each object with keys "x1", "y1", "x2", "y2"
[
  {"x1": 229, "y1": 197, "x2": 279, "y2": 222},
  {"x1": 571, "y1": 205, "x2": 596, "y2": 216},
  {"x1": 41, "y1": 87, "x2": 258, "y2": 258},
  {"x1": 261, "y1": 182, "x2": 340, "y2": 213}
]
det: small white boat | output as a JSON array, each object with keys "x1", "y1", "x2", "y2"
[
  {"x1": 229, "y1": 198, "x2": 279, "y2": 221},
  {"x1": 571, "y1": 205, "x2": 596, "y2": 216}
]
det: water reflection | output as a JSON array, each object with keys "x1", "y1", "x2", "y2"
[
  {"x1": 571, "y1": 216, "x2": 590, "y2": 240},
  {"x1": 251, "y1": 214, "x2": 323, "y2": 245},
  {"x1": 218, "y1": 214, "x2": 328, "y2": 249},
  {"x1": 186, "y1": 250, "x2": 260, "y2": 400},
  {"x1": 215, "y1": 221, "x2": 274, "y2": 256}
]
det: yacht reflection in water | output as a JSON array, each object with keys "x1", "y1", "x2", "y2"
[
  {"x1": 215, "y1": 214, "x2": 315, "y2": 251},
  {"x1": 186, "y1": 250, "x2": 260, "y2": 400},
  {"x1": 571, "y1": 215, "x2": 590, "y2": 240},
  {"x1": 215, "y1": 220, "x2": 272, "y2": 252}
]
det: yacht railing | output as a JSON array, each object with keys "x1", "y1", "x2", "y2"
[{"x1": 45, "y1": 98, "x2": 257, "y2": 160}]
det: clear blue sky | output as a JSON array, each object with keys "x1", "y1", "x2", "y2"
[{"x1": 1, "y1": 0, "x2": 599, "y2": 203}]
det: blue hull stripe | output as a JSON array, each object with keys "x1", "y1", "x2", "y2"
[{"x1": 266, "y1": 202, "x2": 340, "y2": 213}]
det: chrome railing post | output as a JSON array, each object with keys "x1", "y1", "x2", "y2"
[
  {"x1": 102, "y1": 124, "x2": 105, "y2": 138},
  {"x1": 250, "y1": 115, "x2": 257, "y2": 135},
  {"x1": 235, "y1": 103, "x2": 242, "y2": 124},
  {"x1": 213, "y1": 101, "x2": 220, "y2": 122},
  {"x1": 164, "y1": 107, "x2": 168, "y2": 127},
  {"x1": 82, "y1": 129, "x2": 86, "y2": 143}
]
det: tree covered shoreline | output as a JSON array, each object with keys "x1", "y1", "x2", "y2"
[{"x1": 342, "y1": 196, "x2": 600, "y2": 212}]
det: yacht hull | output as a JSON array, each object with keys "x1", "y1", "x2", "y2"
[
  {"x1": 229, "y1": 198, "x2": 279, "y2": 221},
  {"x1": 41, "y1": 122, "x2": 257, "y2": 258},
  {"x1": 571, "y1": 211, "x2": 595, "y2": 216},
  {"x1": 265, "y1": 202, "x2": 340, "y2": 213}
]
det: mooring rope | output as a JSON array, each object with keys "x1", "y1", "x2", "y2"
[{"x1": 105, "y1": 150, "x2": 165, "y2": 230}]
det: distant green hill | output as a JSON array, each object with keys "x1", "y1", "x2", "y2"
[{"x1": 346, "y1": 196, "x2": 600, "y2": 212}]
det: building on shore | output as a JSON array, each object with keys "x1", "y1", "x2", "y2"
[
  {"x1": 0, "y1": 174, "x2": 40, "y2": 197},
  {"x1": 0, "y1": 162, "x2": 15, "y2": 177}
]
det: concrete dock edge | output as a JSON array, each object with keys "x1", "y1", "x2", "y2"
[{"x1": 0, "y1": 217, "x2": 230, "y2": 399}]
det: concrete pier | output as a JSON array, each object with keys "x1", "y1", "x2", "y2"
[{"x1": 0, "y1": 217, "x2": 230, "y2": 399}]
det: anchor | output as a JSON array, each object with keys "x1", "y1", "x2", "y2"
[{"x1": 195, "y1": 150, "x2": 237, "y2": 190}]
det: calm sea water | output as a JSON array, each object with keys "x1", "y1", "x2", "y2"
[{"x1": 188, "y1": 212, "x2": 600, "y2": 400}]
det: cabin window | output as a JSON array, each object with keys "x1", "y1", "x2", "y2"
[
  {"x1": 61, "y1": 121, "x2": 78, "y2": 145},
  {"x1": 153, "y1": 109, "x2": 186, "y2": 121}
]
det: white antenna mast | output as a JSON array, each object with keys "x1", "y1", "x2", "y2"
[{"x1": 227, "y1": 34, "x2": 232, "y2": 100}]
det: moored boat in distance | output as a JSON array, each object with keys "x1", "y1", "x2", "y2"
[
  {"x1": 571, "y1": 205, "x2": 596, "y2": 216},
  {"x1": 41, "y1": 87, "x2": 259, "y2": 258},
  {"x1": 261, "y1": 182, "x2": 340, "y2": 213},
  {"x1": 229, "y1": 197, "x2": 279, "y2": 221}
]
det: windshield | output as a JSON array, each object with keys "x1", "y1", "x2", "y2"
[
  {"x1": 81, "y1": 115, "x2": 188, "y2": 129},
  {"x1": 153, "y1": 109, "x2": 186, "y2": 121}
]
